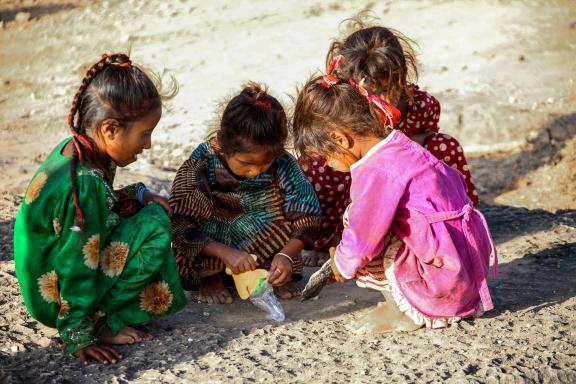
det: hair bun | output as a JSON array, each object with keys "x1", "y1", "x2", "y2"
[
  {"x1": 102, "y1": 52, "x2": 132, "y2": 68},
  {"x1": 244, "y1": 82, "x2": 268, "y2": 100}
]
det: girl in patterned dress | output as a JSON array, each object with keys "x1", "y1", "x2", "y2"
[
  {"x1": 293, "y1": 72, "x2": 497, "y2": 333},
  {"x1": 301, "y1": 23, "x2": 479, "y2": 266},
  {"x1": 170, "y1": 83, "x2": 321, "y2": 304},
  {"x1": 13, "y1": 53, "x2": 186, "y2": 365}
]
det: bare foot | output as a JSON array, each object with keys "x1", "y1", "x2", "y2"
[
  {"x1": 302, "y1": 250, "x2": 329, "y2": 267},
  {"x1": 199, "y1": 273, "x2": 233, "y2": 304},
  {"x1": 100, "y1": 326, "x2": 152, "y2": 345},
  {"x1": 274, "y1": 282, "x2": 300, "y2": 300},
  {"x1": 351, "y1": 295, "x2": 422, "y2": 335}
]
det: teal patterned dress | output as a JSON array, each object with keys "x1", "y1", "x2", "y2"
[
  {"x1": 170, "y1": 138, "x2": 321, "y2": 286},
  {"x1": 13, "y1": 138, "x2": 186, "y2": 354}
]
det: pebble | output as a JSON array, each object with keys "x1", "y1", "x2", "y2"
[{"x1": 15, "y1": 12, "x2": 31, "y2": 23}]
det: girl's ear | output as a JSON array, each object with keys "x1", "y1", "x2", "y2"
[
  {"x1": 99, "y1": 119, "x2": 122, "y2": 141},
  {"x1": 329, "y1": 129, "x2": 354, "y2": 150}
]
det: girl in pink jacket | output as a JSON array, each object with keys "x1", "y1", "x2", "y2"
[{"x1": 293, "y1": 69, "x2": 498, "y2": 332}]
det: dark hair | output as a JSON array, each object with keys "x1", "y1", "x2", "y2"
[
  {"x1": 68, "y1": 53, "x2": 169, "y2": 233},
  {"x1": 216, "y1": 82, "x2": 287, "y2": 157},
  {"x1": 326, "y1": 20, "x2": 418, "y2": 105},
  {"x1": 292, "y1": 74, "x2": 392, "y2": 160}
]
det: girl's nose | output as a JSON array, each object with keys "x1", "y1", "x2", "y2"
[{"x1": 143, "y1": 137, "x2": 152, "y2": 150}]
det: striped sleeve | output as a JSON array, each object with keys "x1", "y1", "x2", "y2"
[
  {"x1": 276, "y1": 153, "x2": 321, "y2": 245},
  {"x1": 169, "y1": 158, "x2": 214, "y2": 263}
]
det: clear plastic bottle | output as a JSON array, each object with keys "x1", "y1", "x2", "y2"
[{"x1": 249, "y1": 278, "x2": 285, "y2": 322}]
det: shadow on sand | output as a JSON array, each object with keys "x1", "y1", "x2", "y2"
[{"x1": 0, "y1": 3, "x2": 75, "y2": 23}]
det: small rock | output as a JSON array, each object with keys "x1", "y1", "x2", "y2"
[
  {"x1": 203, "y1": 312, "x2": 210, "y2": 317},
  {"x1": 10, "y1": 345, "x2": 18, "y2": 353},
  {"x1": 15, "y1": 12, "x2": 31, "y2": 23}
]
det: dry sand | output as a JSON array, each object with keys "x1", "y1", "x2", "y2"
[{"x1": 1, "y1": 0, "x2": 575, "y2": 383}]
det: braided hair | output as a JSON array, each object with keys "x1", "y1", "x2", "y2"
[
  {"x1": 216, "y1": 82, "x2": 287, "y2": 157},
  {"x1": 67, "y1": 53, "x2": 162, "y2": 234}
]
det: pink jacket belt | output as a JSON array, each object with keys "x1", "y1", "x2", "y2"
[{"x1": 425, "y1": 204, "x2": 498, "y2": 311}]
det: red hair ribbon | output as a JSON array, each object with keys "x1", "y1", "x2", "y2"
[
  {"x1": 321, "y1": 54, "x2": 346, "y2": 88},
  {"x1": 327, "y1": 54, "x2": 345, "y2": 75},
  {"x1": 321, "y1": 74, "x2": 339, "y2": 88},
  {"x1": 349, "y1": 78, "x2": 401, "y2": 127},
  {"x1": 255, "y1": 100, "x2": 271, "y2": 108}
]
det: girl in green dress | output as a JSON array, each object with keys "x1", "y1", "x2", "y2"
[{"x1": 13, "y1": 53, "x2": 186, "y2": 365}]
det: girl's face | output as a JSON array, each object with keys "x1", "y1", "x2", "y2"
[
  {"x1": 325, "y1": 151, "x2": 358, "y2": 172},
  {"x1": 101, "y1": 108, "x2": 161, "y2": 167},
  {"x1": 224, "y1": 146, "x2": 275, "y2": 179},
  {"x1": 323, "y1": 128, "x2": 360, "y2": 172}
]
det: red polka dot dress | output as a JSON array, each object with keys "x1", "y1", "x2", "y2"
[
  {"x1": 301, "y1": 84, "x2": 478, "y2": 251},
  {"x1": 299, "y1": 157, "x2": 351, "y2": 251},
  {"x1": 398, "y1": 84, "x2": 478, "y2": 205}
]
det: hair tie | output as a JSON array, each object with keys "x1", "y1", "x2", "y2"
[
  {"x1": 327, "y1": 54, "x2": 345, "y2": 75},
  {"x1": 101, "y1": 53, "x2": 132, "y2": 68},
  {"x1": 321, "y1": 54, "x2": 346, "y2": 88},
  {"x1": 321, "y1": 74, "x2": 340, "y2": 88},
  {"x1": 349, "y1": 78, "x2": 401, "y2": 127},
  {"x1": 255, "y1": 100, "x2": 271, "y2": 108}
]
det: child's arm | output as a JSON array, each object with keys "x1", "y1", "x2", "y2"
[
  {"x1": 114, "y1": 183, "x2": 172, "y2": 216},
  {"x1": 170, "y1": 158, "x2": 256, "y2": 274},
  {"x1": 399, "y1": 87, "x2": 441, "y2": 136},
  {"x1": 201, "y1": 240, "x2": 257, "y2": 274},
  {"x1": 277, "y1": 154, "x2": 322, "y2": 246},
  {"x1": 329, "y1": 246, "x2": 349, "y2": 283},
  {"x1": 267, "y1": 238, "x2": 304, "y2": 286},
  {"x1": 333, "y1": 167, "x2": 405, "y2": 279}
]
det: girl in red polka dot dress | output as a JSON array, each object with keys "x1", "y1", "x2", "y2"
[{"x1": 300, "y1": 23, "x2": 478, "y2": 266}]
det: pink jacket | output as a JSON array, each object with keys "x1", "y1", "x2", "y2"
[{"x1": 334, "y1": 130, "x2": 497, "y2": 318}]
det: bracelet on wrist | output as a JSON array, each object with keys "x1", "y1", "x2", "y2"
[
  {"x1": 137, "y1": 186, "x2": 149, "y2": 204},
  {"x1": 276, "y1": 252, "x2": 294, "y2": 264}
]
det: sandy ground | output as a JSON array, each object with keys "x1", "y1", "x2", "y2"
[{"x1": 1, "y1": 0, "x2": 575, "y2": 383}]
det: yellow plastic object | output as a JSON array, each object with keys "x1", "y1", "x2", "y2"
[{"x1": 225, "y1": 255, "x2": 269, "y2": 300}]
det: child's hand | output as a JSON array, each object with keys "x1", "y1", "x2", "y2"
[
  {"x1": 267, "y1": 253, "x2": 293, "y2": 286},
  {"x1": 74, "y1": 343, "x2": 123, "y2": 366},
  {"x1": 143, "y1": 191, "x2": 173, "y2": 217},
  {"x1": 329, "y1": 246, "x2": 350, "y2": 283},
  {"x1": 221, "y1": 248, "x2": 258, "y2": 275}
]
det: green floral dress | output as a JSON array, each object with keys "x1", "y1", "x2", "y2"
[{"x1": 13, "y1": 138, "x2": 186, "y2": 354}]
